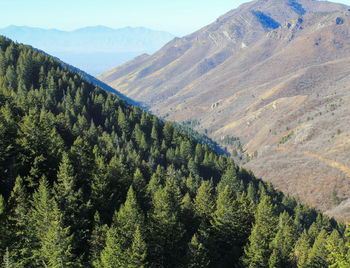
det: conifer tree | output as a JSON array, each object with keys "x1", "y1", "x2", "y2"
[
  {"x1": 149, "y1": 184, "x2": 185, "y2": 267},
  {"x1": 100, "y1": 186, "x2": 144, "y2": 267},
  {"x1": 294, "y1": 229, "x2": 311, "y2": 268},
  {"x1": 194, "y1": 180, "x2": 215, "y2": 221},
  {"x1": 54, "y1": 152, "x2": 88, "y2": 262},
  {"x1": 243, "y1": 196, "x2": 278, "y2": 267},
  {"x1": 90, "y1": 212, "x2": 108, "y2": 266},
  {"x1": 133, "y1": 168, "x2": 146, "y2": 199},
  {"x1": 270, "y1": 211, "x2": 298, "y2": 267},
  {"x1": 6, "y1": 176, "x2": 31, "y2": 266},
  {"x1": 187, "y1": 234, "x2": 210, "y2": 268},
  {"x1": 307, "y1": 229, "x2": 329, "y2": 267},
  {"x1": 327, "y1": 229, "x2": 348, "y2": 267},
  {"x1": 268, "y1": 249, "x2": 280, "y2": 268},
  {"x1": 30, "y1": 177, "x2": 74, "y2": 267},
  {"x1": 129, "y1": 226, "x2": 147, "y2": 268},
  {"x1": 2, "y1": 248, "x2": 15, "y2": 268},
  {"x1": 181, "y1": 193, "x2": 197, "y2": 239},
  {"x1": 212, "y1": 186, "x2": 254, "y2": 266},
  {"x1": 217, "y1": 163, "x2": 239, "y2": 194}
]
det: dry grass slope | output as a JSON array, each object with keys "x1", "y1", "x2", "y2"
[{"x1": 100, "y1": 0, "x2": 350, "y2": 221}]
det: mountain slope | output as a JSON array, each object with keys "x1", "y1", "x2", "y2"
[
  {"x1": 1, "y1": 35, "x2": 347, "y2": 267},
  {"x1": 0, "y1": 25, "x2": 175, "y2": 75},
  {"x1": 99, "y1": 0, "x2": 350, "y2": 220}
]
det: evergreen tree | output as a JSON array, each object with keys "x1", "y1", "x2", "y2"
[
  {"x1": 268, "y1": 249, "x2": 281, "y2": 268},
  {"x1": 30, "y1": 177, "x2": 74, "y2": 267},
  {"x1": 270, "y1": 211, "x2": 298, "y2": 267},
  {"x1": 90, "y1": 212, "x2": 108, "y2": 266},
  {"x1": 211, "y1": 186, "x2": 254, "y2": 266},
  {"x1": 54, "y1": 152, "x2": 88, "y2": 262},
  {"x1": 327, "y1": 229, "x2": 348, "y2": 267},
  {"x1": 2, "y1": 248, "x2": 15, "y2": 268},
  {"x1": 307, "y1": 229, "x2": 329, "y2": 267},
  {"x1": 100, "y1": 186, "x2": 144, "y2": 267},
  {"x1": 129, "y1": 226, "x2": 147, "y2": 268},
  {"x1": 217, "y1": 162, "x2": 239, "y2": 194},
  {"x1": 294, "y1": 229, "x2": 311, "y2": 268},
  {"x1": 194, "y1": 180, "x2": 215, "y2": 221},
  {"x1": 132, "y1": 168, "x2": 147, "y2": 203},
  {"x1": 187, "y1": 234, "x2": 210, "y2": 268},
  {"x1": 243, "y1": 196, "x2": 278, "y2": 267},
  {"x1": 149, "y1": 184, "x2": 185, "y2": 267},
  {"x1": 6, "y1": 176, "x2": 31, "y2": 266}
]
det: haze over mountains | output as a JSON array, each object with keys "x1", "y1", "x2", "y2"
[
  {"x1": 0, "y1": 25, "x2": 175, "y2": 76},
  {"x1": 100, "y1": 0, "x2": 350, "y2": 220}
]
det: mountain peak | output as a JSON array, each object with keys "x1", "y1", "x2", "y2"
[{"x1": 100, "y1": 0, "x2": 350, "y2": 220}]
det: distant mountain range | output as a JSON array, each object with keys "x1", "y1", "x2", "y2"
[
  {"x1": 100, "y1": 0, "x2": 350, "y2": 221},
  {"x1": 0, "y1": 25, "x2": 175, "y2": 75}
]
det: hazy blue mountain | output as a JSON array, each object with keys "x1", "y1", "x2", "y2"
[{"x1": 0, "y1": 25, "x2": 175, "y2": 75}]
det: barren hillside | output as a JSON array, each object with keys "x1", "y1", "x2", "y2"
[{"x1": 99, "y1": 0, "x2": 350, "y2": 220}]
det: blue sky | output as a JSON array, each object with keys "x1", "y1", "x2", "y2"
[{"x1": 1, "y1": 0, "x2": 350, "y2": 36}]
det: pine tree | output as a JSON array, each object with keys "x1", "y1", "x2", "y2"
[
  {"x1": 6, "y1": 176, "x2": 31, "y2": 266},
  {"x1": 217, "y1": 163, "x2": 239, "y2": 194},
  {"x1": 54, "y1": 152, "x2": 87, "y2": 263},
  {"x1": 211, "y1": 186, "x2": 254, "y2": 266},
  {"x1": 117, "y1": 107, "x2": 130, "y2": 136},
  {"x1": 270, "y1": 211, "x2": 298, "y2": 267},
  {"x1": 187, "y1": 234, "x2": 210, "y2": 268},
  {"x1": 2, "y1": 248, "x2": 15, "y2": 268},
  {"x1": 90, "y1": 212, "x2": 108, "y2": 266},
  {"x1": 129, "y1": 226, "x2": 147, "y2": 268},
  {"x1": 149, "y1": 184, "x2": 185, "y2": 267},
  {"x1": 30, "y1": 177, "x2": 74, "y2": 267},
  {"x1": 194, "y1": 180, "x2": 215, "y2": 221},
  {"x1": 243, "y1": 196, "x2": 278, "y2": 267},
  {"x1": 327, "y1": 229, "x2": 348, "y2": 267},
  {"x1": 307, "y1": 229, "x2": 329, "y2": 267},
  {"x1": 100, "y1": 186, "x2": 144, "y2": 267},
  {"x1": 181, "y1": 193, "x2": 197, "y2": 239},
  {"x1": 294, "y1": 230, "x2": 311, "y2": 268},
  {"x1": 132, "y1": 168, "x2": 146, "y2": 202},
  {"x1": 268, "y1": 249, "x2": 280, "y2": 268}
]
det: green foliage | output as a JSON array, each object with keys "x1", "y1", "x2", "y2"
[
  {"x1": 30, "y1": 177, "x2": 74, "y2": 267},
  {"x1": 294, "y1": 230, "x2": 311, "y2": 268},
  {"x1": 187, "y1": 234, "x2": 210, "y2": 268},
  {"x1": 0, "y1": 35, "x2": 344, "y2": 267},
  {"x1": 278, "y1": 131, "x2": 294, "y2": 145},
  {"x1": 100, "y1": 186, "x2": 144, "y2": 267},
  {"x1": 243, "y1": 196, "x2": 278, "y2": 267},
  {"x1": 331, "y1": 189, "x2": 340, "y2": 206},
  {"x1": 194, "y1": 180, "x2": 215, "y2": 221},
  {"x1": 307, "y1": 229, "x2": 329, "y2": 267}
]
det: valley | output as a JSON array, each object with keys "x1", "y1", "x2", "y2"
[
  {"x1": 2, "y1": 0, "x2": 350, "y2": 266},
  {"x1": 100, "y1": 0, "x2": 350, "y2": 220}
]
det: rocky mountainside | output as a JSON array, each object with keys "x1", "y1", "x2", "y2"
[
  {"x1": 99, "y1": 0, "x2": 350, "y2": 221},
  {"x1": 0, "y1": 25, "x2": 174, "y2": 75}
]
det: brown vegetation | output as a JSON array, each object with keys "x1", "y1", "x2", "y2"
[{"x1": 99, "y1": 0, "x2": 350, "y2": 220}]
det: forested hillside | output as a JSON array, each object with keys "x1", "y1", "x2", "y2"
[{"x1": 0, "y1": 36, "x2": 349, "y2": 267}]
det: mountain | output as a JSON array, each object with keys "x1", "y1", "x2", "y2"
[
  {"x1": 0, "y1": 25, "x2": 175, "y2": 75},
  {"x1": 2, "y1": 34, "x2": 347, "y2": 267},
  {"x1": 99, "y1": 0, "x2": 350, "y2": 220}
]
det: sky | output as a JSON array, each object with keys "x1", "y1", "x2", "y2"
[{"x1": 2, "y1": 0, "x2": 350, "y2": 36}]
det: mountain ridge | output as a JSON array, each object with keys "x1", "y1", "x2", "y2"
[
  {"x1": 0, "y1": 25, "x2": 175, "y2": 75},
  {"x1": 99, "y1": 0, "x2": 350, "y2": 220},
  {"x1": 0, "y1": 33, "x2": 346, "y2": 267}
]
